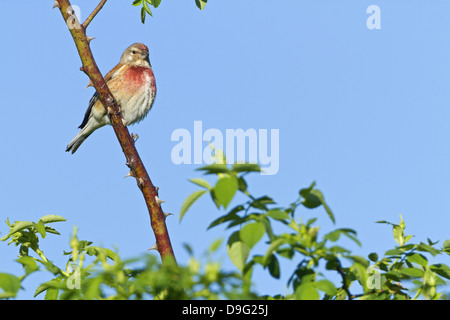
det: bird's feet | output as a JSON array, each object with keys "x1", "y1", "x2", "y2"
[{"x1": 130, "y1": 133, "x2": 139, "y2": 143}]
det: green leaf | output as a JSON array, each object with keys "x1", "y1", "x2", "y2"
[
  {"x1": 324, "y1": 228, "x2": 360, "y2": 246},
  {"x1": 16, "y1": 256, "x2": 39, "y2": 275},
  {"x1": 385, "y1": 270, "x2": 402, "y2": 282},
  {"x1": 183, "y1": 243, "x2": 194, "y2": 256},
  {"x1": 325, "y1": 257, "x2": 340, "y2": 270},
  {"x1": 267, "y1": 255, "x2": 280, "y2": 279},
  {"x1": 430, "y1": 264, "x2": 450, "y2": 280},
  {"x1": 400, "y1": 268, "x2": 424, "y2": 278},
  {"x1": 83, "y1": 277, "x2": 102, "y2": 300},
  {"x1": 142, "y1": 0, "x2": 153, "y2": 16},
  {"x1": 266, "y1": 209, "x2": 289, "y2": 221},
  {"x1": 250, "y1": 195, "x2": 275, "y2": 210},
  {"x1": 195, "y1": 0, "x2": 207, "y2": 10},
  {"x1": 240, "y1": 222, "x2": 265, "y2": 249},
  {"x1": 237, "y1": 176, "x2": 248, "y2": 192},
  {"x1": 1, "y1": 221, "x2": 34, "y2": 241},
  {"x1": 262, "y1": 238, "x2": 284, "y2": 266},
  {"x1": 179, "y1": 190, "x2": 208, "y2": 221},
  {"x1": 299, "y1": 182, "x2": 317, "y2": 204},
  {"x1": 0, "y1": 273, "x2": 21, "y2": 297},
  {"x1": 39, "y1": 215, "x2": 66, "y2": 224},
  {"x1": 197, "y1": 164, "x2": 230, "y2": 174},
  {"x1": 231, "y1": 163, "x2": 261, "y2": 173},
  {"x1": 148, "y1": 0, "x2": 161, "y2": 8},
  {"x1": 213, "y1": 176, "x2": 238, "y2": 209},
  {"x1": 406, "y1": 253, "x2": 428, "y2": 267},
  {"x1": 34, "y1": 279, "x2": 64, "y2": 298},
  {"x1": 34, "y1": 220, "x2": 46, "y2": 238},
  {"x1": 443, "y1": 239, "x2": 450, "y2": 254},
  {"x1": 260, "y1": 216, "x2": 276, "y2": 242},
  {"x1": 86, "y1": 246, "x2": 117, "y2": 261},
  {"x1": 208, "y1": 238, "x2": 222, "y2": 253},
  {"x1": 44, "y1": 288, "x2": 59, "y2": 300},
  {"x1": 375, "y1": 220, "x2": 392, "y2": 225},
  {"x1": 384, "y1": 248, "x2": 403, "y2": 256},
  {"x1": 349, "y1": 255, "x2": 370, "y2": 268},
  {"x1": 140, "y1": 7, "x2": 146, "y2": 23},
  {"x1": 295, "y1": 282, "x2": 319, "y2": 300},
  {"x1": 350, "y1": 262, "x2": 370, "y2": 291},
  {"x1": 324, "y1": 230, "x2": 340, "y2": 242},
  {"x1": 300, "y1": 183, "x2": 335, "y2": 223},
  {"x1": 207, "y1": 205, "x2": 244, "y2": 229},
  {"x1": 368, "y1": 252, "x2": 378, "y2": 262},
  {"x1": 132, "y1": 0, "x2": 143, "y2": 6},
  {"x1": 314, "y1": 280, "x2": 336, "y2": 296},
  {"x1": 417, "y1": 243, "x2": 441, "y2": 256},
  {"x1": 227, "y1": 232, "x2": 250, "y2": 272},
  {"x1": 44, "y1": 226, "x2": 61, "y2": 235},
  {"x1": 393, "y1": 225, "x2": 403, "y2": 246},
  {"x1": 189, "y1": 178, "x2": 211, "y2": 190}
]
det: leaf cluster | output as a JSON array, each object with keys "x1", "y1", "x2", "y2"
[
  {"x1": 179, "y1": 163, "x2": 450, "y2": 300},
  {"x1": 0, "y1": 217, "x2": 252, "y2": 300},
  {"x1": 1, "y1": 164, "x2": 449, "y2": 300},
  {"x1": 132, "y1": 0, "x2": 207, "y2": 23}
]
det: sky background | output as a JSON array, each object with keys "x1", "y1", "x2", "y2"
[{"x1": 1, "y1": 1, "x2": 449, "y2": 299}]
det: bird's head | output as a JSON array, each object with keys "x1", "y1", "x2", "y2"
[{"x1": 120, "y1": 43, "x2": 151, "y2": 67}]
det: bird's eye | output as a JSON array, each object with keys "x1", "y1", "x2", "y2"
[{"x1": 132, "y1": 50, "x2": 137, "y2": 54}]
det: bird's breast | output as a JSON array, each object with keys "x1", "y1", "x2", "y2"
[
  {"x1": 123, "y1": 66, "x2": 156, "y2": 94},
  {"x1": 120, "y1": 66, "x2": 156, "y2": 125}
]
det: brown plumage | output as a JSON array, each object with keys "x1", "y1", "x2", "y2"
[{"x1": 66, "y1": 43, "x2": 156, "y2": 154}]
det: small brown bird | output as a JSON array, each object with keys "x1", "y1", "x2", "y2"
[{"x1": 66, "y1": 43, "x2": 156, "y2": 153}]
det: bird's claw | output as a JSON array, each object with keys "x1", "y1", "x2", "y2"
[{"x1": 131, "y1": 133, "x2": 139, "y2": 143}]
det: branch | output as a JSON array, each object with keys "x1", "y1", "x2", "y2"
[
  {"x1": 336, "y1": 262, "x2": 353, "y2": 300},
  {"x1": 53, "y1": 0, "x2": 176, "y2": 264},
  {"x1": 82, "y1": 0, "x2": 107, "y2": 29}
]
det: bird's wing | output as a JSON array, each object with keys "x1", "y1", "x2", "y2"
[
  {"x1": 79, "y1": 91, "x2": 98, "y2": 129},
  {"x1": 85, "y1": 63, "x2": 125, "y2": 88},
  {"x1": 79, "y1": 63, "x2": 125, "y2": 129}
]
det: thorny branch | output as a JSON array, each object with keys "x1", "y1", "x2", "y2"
[{"x1": 53, "y1": 0, "x2": 176, "y2": 263}]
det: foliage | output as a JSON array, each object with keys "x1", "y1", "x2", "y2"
[
  {"x1": 1, "y1": 164, "x2": 449, "y2": 299},
  {"x1": 132, "y1": 0, "x2": 207, "y2": 23},
  {"x1": 0, "y1": 218, "x2": 252, "y2": 299},
  {"x1": 179, "y1": 163, "x2": 450, "y2": 300}
]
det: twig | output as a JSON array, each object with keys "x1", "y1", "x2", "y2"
[
  {"x1": 336, "y1": 262, "x2": 353, "y2": 300},
  {"x1": 53, "y1": 0, "x2": 176, "y2": 264},
  {"x1": 82, "y1": 0, "x2": 107, "y2": 29}
]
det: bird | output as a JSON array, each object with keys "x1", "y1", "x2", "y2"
[{"x1": 66, "y1": 43, "x2": 156, "y2": 154}]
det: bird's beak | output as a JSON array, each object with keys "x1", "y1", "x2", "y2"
[{"x1": 141, "y1": 52, "x2": 149, "y2": 59}]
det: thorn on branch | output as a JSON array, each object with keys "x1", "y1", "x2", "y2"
[
  {"x1": 86, "y1": 36, "x2": 95, "y2": 44},
  {"x1": 148, "y1": 243, "x2": 159, "y2": 252},
  {"x1": 80, "y1": 66, "x2": 89, "y2": 76},
  {"x1": 155, "y1": 196, "x2": 165, "y2": 206},
  {"x1": 124, "y1": 171, "x2": 135, "y2": 179},
  {"x1": 163, "y1": 212, "x2": 173, "y2": 219},
  {"x1": 52, "y1": 1, "x2": 60, "y2": 9}
]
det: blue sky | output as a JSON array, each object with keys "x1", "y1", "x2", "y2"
[{"x1": 1, "y1": 1, "x2": 449, "y2": 299}]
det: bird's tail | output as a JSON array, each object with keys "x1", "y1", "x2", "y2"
[
  {"x1": 66, "y1": 128, "x2": 93, "y2": 154},
  {"x1": 66, "y1": 119, "x2": 103, "y2": 154}
]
